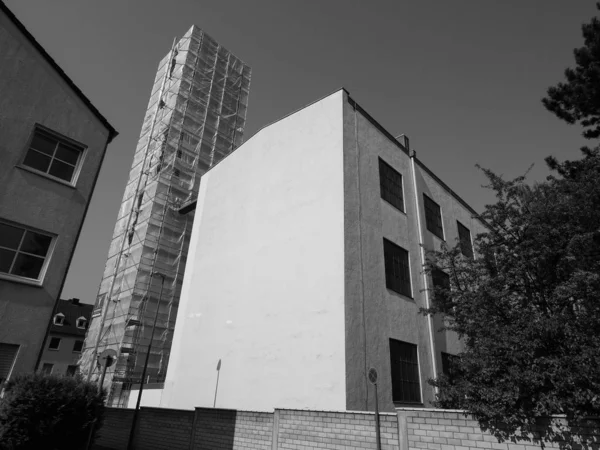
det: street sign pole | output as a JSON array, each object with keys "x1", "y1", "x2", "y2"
[
  {"x1": 86, "y1": 349, "x2": 117, "y2": 450},
  {"x1": 213, "y1": 359, "x2": 221, "y2": 407},
  {"x1": 368, "y1": 368, "x2": 382, "y2": 450}
]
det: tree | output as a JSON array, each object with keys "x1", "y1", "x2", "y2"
[
  {"x1": 543, "y1": 3, "x2": 600, "y2": 139},
  {"x1": 0, "y1": 373, "x2": 106, "y2": 450},
  {"x1": 424, "y1": 148, "x2": 600, "y2": 446}
]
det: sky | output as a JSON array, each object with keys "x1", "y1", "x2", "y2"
[{"x1": 5, "y1": 0, "x2": 595, "y2": 304}]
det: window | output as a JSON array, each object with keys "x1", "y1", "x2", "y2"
[
  {"x1": 383, "y1": 239, "x2": 411, "y2": 297},
  {"x1": 431, "y1": 268, "x2": 451, "y2": 304},
  {"x1": 173, "y1": 168, "x2": 180, "y2": 178},
  {"x1": 0, "y1": 221, "x2": 53, "y2": 282},
  {"x1": 41, "y1": 363, "x2": 53, "y2": 374},
  {"x1": 22, "y1": 127, "x2": 85, "y2": 184},
  {"x1": 48, "y1": 337, "x2": 61, "y2": 350},
  {"x1": 379, "y1": 158, "x2": 404, "y2": 212},
  {"x1": 66, "y1": 365, "x2": 78, "y2": 376},
  {"x1": 0, "y1": 343, "x2": 19, "y2": 385},
  {"x1": 389, "y1": 339, "x2": 421, "y2": 403},
  {"x1": 53, "y1": 313, "x2": 65, "y2": 326},
  {"x1": 441, "y1": 352, "x2": 460, "y2": 377},
  {"x1": 73, "y1": 340, "x2": 84, "y2": 353},
  {"x1": 423, "y1": 194, "x2": 444, "y2": 239},
  {"x1": 457, "y1": 221, "x2": 473, "y2": 258},
  {"x1": 76, "y1": 317, "x2": 87, "y2": 329}
]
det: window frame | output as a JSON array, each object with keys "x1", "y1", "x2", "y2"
[
  {"x1": 389, "y1": 339, "x2": 422, "y2": 404},
  {"x1": 66, "y1": 365, "x2": 78, "y2": 376},
  {"x1": 76, "y1": 317, "x2": 87, "y2": 329},
  {"x1": 41, "y1": 363, "x2": 54, "y2": 375},
  {"x1": 48, "y1": 337, "x2": 61, "y2": 351},
  {"x1": 383, "y1": 238, "x2": 412, "y2": 298},
  {"x1": 378, "y1": 157, "x2": 405, "y2": 213},
  {"x1": 73, "y1": 340, "x2": 84, "y2": 353},
  {"x1": 423, "y1": 194, "x2": 445, "y2": 240},
  {"x1": 0, "y1": 219, "x2": 57, "y2": 286},
  {"x1": 457, "y1": 221, "x2": 474, "y2": 259},
  {"x1": 18, "y1": 124, "x2": 87, "y2": 187},
  {"x1": 53, "y1": 313, "x2": 65, "y2": 326}
]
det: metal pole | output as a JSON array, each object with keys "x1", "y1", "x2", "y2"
[
  {"x1": 374, "y1": 383, "x2": 382, "y2": 450},
  {"x1": 213, "y1": 362, "x2": 221, "y2": 407},
  {"x1": 126, "y1": 272, "x2": 165, "y2": 450},
  {"x1": 98, "y1": 357, "x2": 110, "y2": 394}
]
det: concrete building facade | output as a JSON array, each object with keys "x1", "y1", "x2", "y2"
[
  {"x1": 0, "y1": 1, "x2": 117, "y2": 388},
  {"x1": 80, "y1": 25, "x2": 251, "y2": 406},
  {"x1": 157, "y1": 89, "x2": 486, "y2": 413},
  {"x1": 39, "y1": 298, "x2": 92, "y2": 376}
]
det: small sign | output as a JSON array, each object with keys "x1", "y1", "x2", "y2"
[
  {"x1": 368, "y1": 368, "x2": 378, "y2": 384},
  {"x1": 98, "y1": 349, "x2": 117, "y2": 368}
]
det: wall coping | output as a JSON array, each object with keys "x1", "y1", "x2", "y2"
[
  {"x1": 277, "y1": 407, "x2": 397, "y2": 417},
  {"x1": 396, "y1": 407, "x2": 467, "y2": 413}
]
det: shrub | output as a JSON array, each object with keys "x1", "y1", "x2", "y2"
[{"x1": 0, "y1": 372, "x2": 105, "y2": 450}]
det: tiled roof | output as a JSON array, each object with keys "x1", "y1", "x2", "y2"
[{"x1": 50, "y1": 299, "x2": 93, "y2": 337}]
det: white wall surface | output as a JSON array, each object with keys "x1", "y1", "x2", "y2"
[
  {"x1": 127, "y1": 388, "x2": 163, "y2": 409},
  {"x1": 161, "y1": 90, "x2": 346, "y2": 412}
]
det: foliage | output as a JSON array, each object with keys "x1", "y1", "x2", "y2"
[
  {"x1": 0, "y1": 372, "x2": 105, "y2": 450},
  {"x1": 543, "y1": 3, "x2": 600, "y2": 139},
  {"x1": 424, "y1": 148, "x2": 600, "y2": 446}
]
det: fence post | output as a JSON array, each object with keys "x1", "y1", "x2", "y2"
[
  {"x1": 271, "y1": 409, "x2": 280, "y2": 450},
  {"x1": 396, "y1": 409, "x2": 409, "y2": 450},
  {"x1": 188, "y1": 407, "x2": 201, "y2": 450}
]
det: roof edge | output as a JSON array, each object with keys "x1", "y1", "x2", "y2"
[{"x1": 0, "y1": 0, "x2": 118, "y2": 142}]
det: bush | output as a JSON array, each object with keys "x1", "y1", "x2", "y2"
[{"x1": 0, "y1": 372, "x2": 106, "y2": 450}]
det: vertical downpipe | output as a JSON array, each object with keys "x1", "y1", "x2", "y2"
[{"x1": 409, "y1": 152, "x2": 439, "y2": 396}]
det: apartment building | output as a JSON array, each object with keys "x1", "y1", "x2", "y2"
[
  {"x1": 39, "y1": 298, "x2": 92, "y2": 376},
  {"x1": 151, "y1": 89, "x2": 486, "y2": 413},
  {"x1": 0, "y1": 1, "x2": 117, "y2": 388}
]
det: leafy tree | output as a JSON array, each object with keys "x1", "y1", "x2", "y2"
[
  {"x1": 0, "y1": 373, "x2": 105, "y2": 450},
  {"x1": 424, "y1": 148, "x2": 600, "y2": 446},
  {"x1": 543, "y1": 3, "x2": 600, "y2": 139}
]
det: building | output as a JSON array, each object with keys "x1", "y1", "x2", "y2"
[
  {"x1": 38, "y1": 298, "x2": 93, "y2": 376},
  {"x1": 0, "y1": 1, "x2": 117, "y2": 390},
  {"x1": 154, "y1": 89, "x2": 486, "y2": 413},
  {"x1": 80, "y1": 25, "x2": 251, "y2": 406}
]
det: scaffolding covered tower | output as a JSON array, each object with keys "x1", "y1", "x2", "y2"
[{"x1": 79, "y1": 25, "x2": 251, "y2": 406}]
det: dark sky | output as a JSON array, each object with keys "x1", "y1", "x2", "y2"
[{"x1": 6, "y1": 0, "x2": 594, "y2": 304}]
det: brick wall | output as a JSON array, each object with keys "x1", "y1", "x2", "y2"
[{"x1": 277, "y1": 409, "x2": 399, "y2": 450}]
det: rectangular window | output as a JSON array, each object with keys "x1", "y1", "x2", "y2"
[
  {"x1": 22, "y1": 126, "x2": 85, "y2": 184},
  {"x1": 457, "y1": 221, "x2": 473, "y2": 258},
  {"x1": 441, "y1": 352, "x2": 460, "y2": 378},
  {"x1": 73, "y1": 340, "x2": 84, "y2": 353},
  {"x1": 431, "y1": 268, "x2": 451, "y2": 304},
  {"x1": 48, "y1": 337, "x2": 61, "y2": 350},
  {"x1": 379, "y1": 158, "x2": 404, "y2": 212},
  {"x1": 424, "y1": 194, "x2": 444, "y2": 239},
  {"x1": 41, "y1": 363, "x2": 53, "y2": 375},
  {"x1": 66, "y1": 365, "x2": 78, "y2": 376},
  {"x1": 0, "y1": 221, "x2": 54, "y2": 282},
  {"x1": 383, "y1": 239, "x2": 411, "y2": 297},
  {"x1": 389, "y1": 339, "x2": 421, "y2": 403},
  {"x1": 0, "y1": 343, "x2": 19, "y2": 385}
]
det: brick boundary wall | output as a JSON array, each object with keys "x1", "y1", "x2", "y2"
[{"x1": 93, "y1": 406, "x2": 600, "y2": 450}]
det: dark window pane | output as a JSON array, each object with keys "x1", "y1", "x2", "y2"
[
  {"x1": 55, "y1": 144, "x2": 80, "y2": 165},
  {"x1": 457, "y1": 221, "x2": 473, "y2": 258},
  {"x1": 0, "y1": 223, "x2": 24, "y2": 250},
  {"x1": 11, "y1": 253, "x2": 45, "y2": 279},
  {"x1": 432, "y1": 268, "x2": 451, "y2": 304},
  {"x1": 48, "y1": 159, "x2": 75, "y2": 181},
  {"x1": 424, "y1": 195, "x2": 444, "y2": 239},
  {"x1": 379, "y1": 158, "x2": 404, "y2": 212},
  {"x1": 30, "y1": 133, "x2": 57, "y2": 156},
  {"x1": 383, "y1": 239, "x2": 411, "y2": 297},
  {"x1": 66, "y1": 365, "x2": 78, "y2": 376},
  {"x1": 41, "y1": 363, "x2": 53, "y2": 374},
  {"x1": 390, "y1": 339, "x2": 421, "y2": 403},
  {"x1": 0, "y1": 248, "x2": 16, "y2": 273},
  {"x1": 20, "y1": 231, "x2": 52, "y2": 257},
  {"x1": 442, "y1": 352, "x2": 459, "y2": 377},
  {"x1": 48, "y1": 338, "x2": 60, "y2": 350},
  {"x1": 23, "y1": 150, "x2": 51, "y2": 173},
  {"x1": 73, "y1": 341, "x2": 84, "y2": 352}
]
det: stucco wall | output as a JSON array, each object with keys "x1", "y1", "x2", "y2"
[
  {"x1": 0, "y1": 9, "x2": 111, "y2": 376},
  {"x1": 38, "y1": 332, "x2": 83, "y2": 375},
  {"x1": 161, "y1": 90, "x2": 346, "y2": 411}
]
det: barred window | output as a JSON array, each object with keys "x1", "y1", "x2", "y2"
[
  {"x1": 457, "y1": 221, "x2": 473, "y2": 258},
  {"x1": 390, "y1": 339, "x2": 421, "y2": 403},
  {"x1": 383, "y1": 239, "x2": 411, "y2": 297},
  {"x1": 424, "y1": 194, "x2": 444, "y2": 239},
  {"x1": 379, "y1": 158, "x2": 404, "y2": 212}
]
